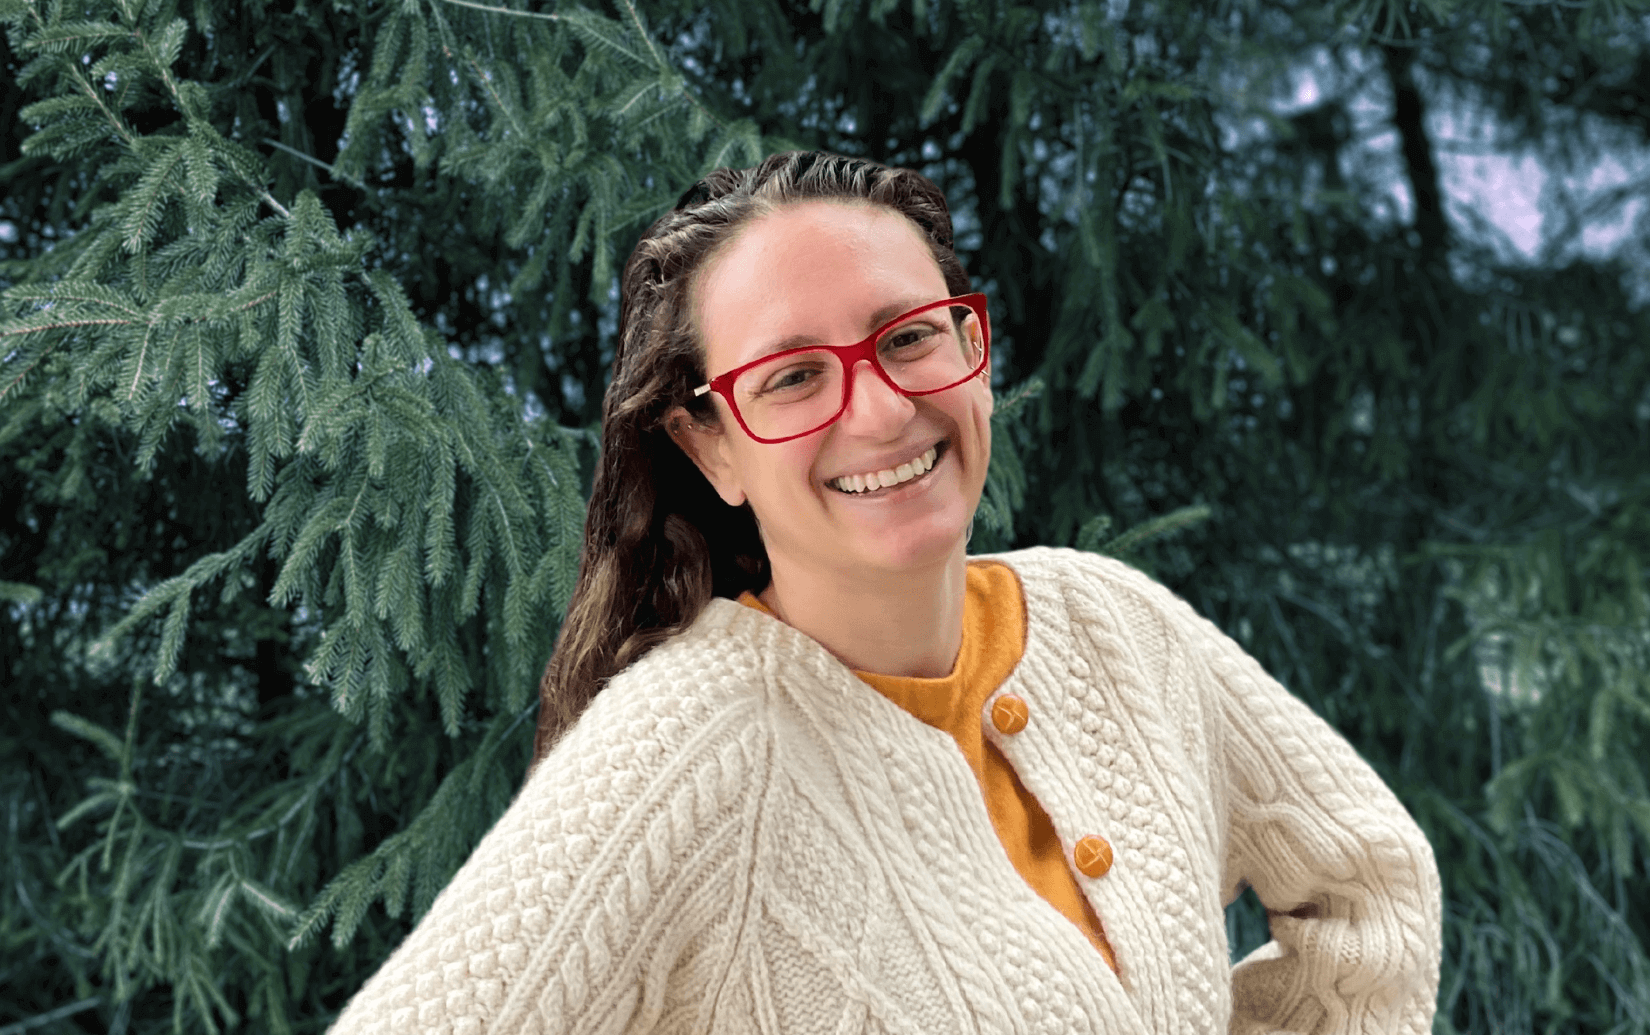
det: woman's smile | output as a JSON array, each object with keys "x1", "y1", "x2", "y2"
[{"x1": 825, "y1": 439, "x2": 949, "y2": 499}]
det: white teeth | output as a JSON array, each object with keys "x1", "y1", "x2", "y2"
[{"x1": 831, "y1": 445, "x2": 940, "y2": 494}]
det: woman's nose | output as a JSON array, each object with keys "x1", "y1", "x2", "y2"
[{"x1": 839, "y1": 358, "x2": 915, "y2": 429}]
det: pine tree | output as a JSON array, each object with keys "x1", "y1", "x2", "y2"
[{"x1": 3, "y1": 0, "x2": 1647, "y2": 1031}]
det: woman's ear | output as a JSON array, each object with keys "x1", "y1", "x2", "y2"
[
  {"x1": 969, "y1": 311, "x2": 992, "y2": 388},
  {"x1": 664, "y1": 405, "x2": 747, "y2": 508}
]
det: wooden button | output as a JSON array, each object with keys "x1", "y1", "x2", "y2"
[
  {"x1": 1074, "y1": 835, "x2": 1114, "y2": 878},
  {"x1": 990, "y1": 694, "x2": 1028, "y2": 734}
]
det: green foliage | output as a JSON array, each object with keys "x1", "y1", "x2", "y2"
[
  {"x1": 969, "y1": 373, "x2": 1041, "y2": 551},
  {"x1": 4, "y1": 0, "x2": 1649, "y2": 1031}
]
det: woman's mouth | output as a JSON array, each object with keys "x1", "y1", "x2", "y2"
[{"x1": 827, "y1": 440, "x2": 948, "y2": 497}]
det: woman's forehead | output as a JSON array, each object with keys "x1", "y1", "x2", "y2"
[{"x1": 694, "y1": 201, "x2": 947, "y2": 361}]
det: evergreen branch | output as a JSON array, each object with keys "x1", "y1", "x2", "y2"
[
  {"x1": 458, "y1": 492, "x2": 495, "y2": 618},
  {"x1": 186, "y1": 322, "x2": 213, "y2": 419},
  {"x1": 0, "y1": 346, "x2": 53, "y2": 404},
  {"x1": 18, "y1": 22, "x2": 132, "y2": 53},
  {"x1": 10, "y1": 863, "x2": 97, "y2": 963},
  {"x1": 48, "y1": 711, "x2": 126, "y2": 764},
  {"x1": 200, "y1": 874, "x2": 237, "y2": 949},
  {"x1": 3, "y1": 287, "x2": 143, "y2": 317},
  {"x1": 612, "y1": 76, "x2": 660, "y2": 118},
  {"x1": 295, "y1": 364, "x2": 405, "y2": 454},
  {"x1": 152, "y1": 589, "x2": 193, "y2": 685},
  {"x1": 1099, "y1": 503, "x2": 1213, "y2": 557},
  {"x1": 179, "y1": 830, "x2": 276, "y2": 851},
  {"x1": 232, "y1": 289, "x2": 280, "y2": 313},
  {"x1": 179, "y1": 741, "x2": 357, "y2": 852},
  {"x1": 261, "y1": 191, "x2": 292, "y2": 219},
  {"x1": 560, "y1": 7, "x2": 648, "y2": 67},
  {"x1": 262, "y1": 137, "x2": 357, "y2": 186},
  {"x1": 614, "y1": 0, "x2": 724, "y2": 137},
  {"x1": 117, "y1": 682, "x2": 142, "y2": 785},
  {"x1": 700, "y1": 118, "x2": 763, "y2": 176},
  {"x1": 129, "y1": 15, "x2": 194, "y2": 122},
  {"x1": 272, "y1": 498, "x2": 351, "y2": 609},
  {"x1": 990, "y1": 374, "x2": 1046, "y2": 424},
  {"x1": 921, "y1": 34, "x2": 985, "y2": 126},
  {"x1": 91, "y1": 531, "x2": 266, "y2": 660},
  {"x1": 193, "y1": 121, "x2": 290, "y2": 218},
  {"x1": 424, "y1": 436, "x2": 459, "y2": 587},
  {"x1": 239, "y1": 878, "x2": 297, "y2": 921},
  {"x1": 2, "y1": 317, "x2": 135, "y2": 337},
  {"x1": 274, "y1": 277, "x2": 313, "y2": 426},
  {"x1": 616, "y1": 0, "x2": 667, "y2": 73},
  {"x1": 61, "y1": 52, "x2": 139, "y2": 150},
  {"x1": 127, "y1": 315, "x2": 157, "y2": 400},
  {"x1": 0, "y1": 580, "x2": 45, "y2": 604},
  {"x1": 438, "y1": 0, "x2": 560, "y2": 20},
  {"x1": 343, "y1": 485, "x2": 369, "y2": 600},
  {"x1": 452, "y1": 46, "x2": 530, "y2": 144},
  {"x1": 0, "y1": 999, "x2": 104, "y2": 1035},
  {"x1": 18, "y1": 94, "x2": 111, "y2": 124},
  {"x1": 120, "y1": 138, "x2": 186, "y2": 253},
  {"x1": 489, "y1": 485, "x2": 523, "y2": 578},
  {"x1": 224, "y1": 42, "x2": 277, "y2": 89},
  {"x1": 51, "y1": 789, "x2": 122, "y2": 832},
  {"x1": 287, "y1": 702, "x2": 528, "y2": 949}
]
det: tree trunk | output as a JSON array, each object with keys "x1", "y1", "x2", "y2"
[{"x1": 1381, "y1": 45, "x2": 1449, "y2": 263}]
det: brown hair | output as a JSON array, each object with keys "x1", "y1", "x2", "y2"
[{"x1": 530, "y1": 150, "x2": 972, "y2": 768}]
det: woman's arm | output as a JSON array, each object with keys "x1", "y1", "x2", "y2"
[
  {"x1": 325, "y1": 699, "x2": 763, "y2": 1035},
  {"x1": 1184, "y1": 613, "x2": 1443, "y2": 1035}
]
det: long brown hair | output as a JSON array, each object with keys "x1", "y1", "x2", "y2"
[{"x1": 530, "y1": 150, "x2": 973, "y2": 768}]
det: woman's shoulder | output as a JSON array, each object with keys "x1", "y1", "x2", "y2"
[
  {"x1": 564, "y1": 596, "x2": 788, "y2": 740},
  {"x1": 609, "y1": 595, "x2": 799, "y2": 685},
  {"x1": 333, "y1": 602, "x2": 778, "y2": 1035},
  {"x1": 519, "y1": 597, "x2": 803, "y2": 851}
]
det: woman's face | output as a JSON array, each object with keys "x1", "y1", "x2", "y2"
[{"x1": 669, "y1": 199, "x2": 993, "y2": 580}]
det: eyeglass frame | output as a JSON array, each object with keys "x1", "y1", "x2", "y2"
[{"x1": 690, "y1": 293, "x2": 992, "y2": 445}]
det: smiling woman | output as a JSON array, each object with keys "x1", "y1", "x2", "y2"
[{"x1": 326, "y1": 152, "x2": 1443, "y2": 1035}]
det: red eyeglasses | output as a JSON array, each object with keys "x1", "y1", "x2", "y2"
[{"x1": 691, "y1": 293, "x2": 991, "y2": 444}]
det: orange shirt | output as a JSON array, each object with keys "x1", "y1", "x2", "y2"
[{"x1": 736, "y1": 559, "x2": 1119, "y2": 975}]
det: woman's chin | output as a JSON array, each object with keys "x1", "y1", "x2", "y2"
[{"x1": 850, "y1": 519, "x2": 970, "y2": 569}]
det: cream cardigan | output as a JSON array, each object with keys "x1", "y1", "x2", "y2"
[{"x1": 327, "y1": 547, "x2": 1443, "y2": 1034}]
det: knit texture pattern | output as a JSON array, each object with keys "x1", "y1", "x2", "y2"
[{"x1": 326, "y1": 547, "x2": 1442, "y2": 1034}]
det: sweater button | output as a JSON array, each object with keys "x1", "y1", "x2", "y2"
[
  {"x1": 990, "y1": 694, "x2": 1029, "y2": 734},
  {"x1": 1074, "y1": 835, "x2": 1114, "y2": 878}
]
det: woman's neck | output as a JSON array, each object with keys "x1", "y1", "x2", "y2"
[{"x1": 757, "y1": 549, "x2": 968, "y2": 678}]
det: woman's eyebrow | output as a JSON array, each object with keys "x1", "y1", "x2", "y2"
[{"x1": 749, "y1": 298, "x2": 933, "y2": 359}]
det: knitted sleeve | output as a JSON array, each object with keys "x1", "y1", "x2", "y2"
[
  {"x1": 324, "y1": 686, "x2": 764, "y2": 1035},
  {"x1": 1179, "y1": 607, "x2": 1443, "y2": 1034}
]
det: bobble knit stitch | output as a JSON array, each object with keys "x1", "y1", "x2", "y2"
[{"x1": 327, "y1": 547, "x2": 1442, "y2": 1035}]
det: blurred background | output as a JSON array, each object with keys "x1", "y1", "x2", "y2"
[{"x1": 2, "y1": 0, "x2": 1647, "y2": 1031}]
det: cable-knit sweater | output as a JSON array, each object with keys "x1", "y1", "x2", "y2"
[
  {"x1": 734, "y1": 558, "x2": 1123, "y2": 974},
  {"x1": 327, "y1": 547, "x2": 1443, "y2": 1034}
]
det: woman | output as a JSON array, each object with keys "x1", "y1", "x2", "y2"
[{"x1": 328, "y1": 151, "x2": 1442, "y2": 1034}]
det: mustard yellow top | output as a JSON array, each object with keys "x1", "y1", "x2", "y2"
[{"x1": 736, "y1": 558, "x2": 1120, "y2": 975}]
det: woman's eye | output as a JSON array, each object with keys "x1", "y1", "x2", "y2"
[
  {"x1": 763, "y1": 368, "x2": 816, "y2": 393},
  {"x1": 884, "y1": 326, "x2": 934, "y2": 351}
]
